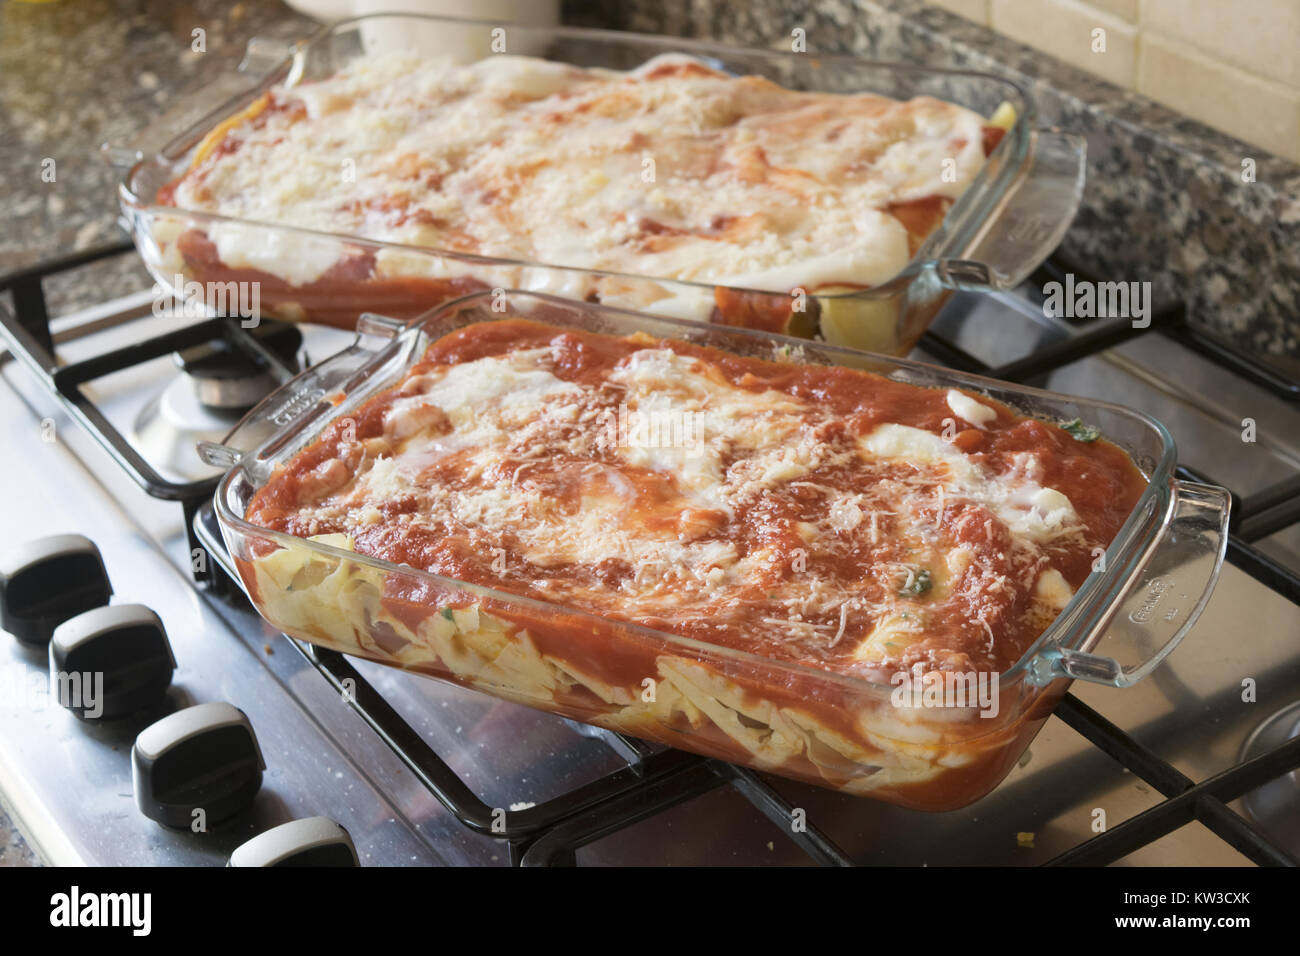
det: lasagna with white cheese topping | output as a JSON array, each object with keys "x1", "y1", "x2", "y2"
[
  {"x1": 238, "y1": 318, "x2": 1147, "y2": 807},
  {"x1": 156, "y1": 51, "x2": 1005, "y2": 334}
]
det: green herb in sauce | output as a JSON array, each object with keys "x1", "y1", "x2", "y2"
[
  {"x1": 1061, "y1": 418, "x2": 1100, "y2": 442},
  {"x1": 899, "y1": 568, "x2": 932, "y2": 597}
]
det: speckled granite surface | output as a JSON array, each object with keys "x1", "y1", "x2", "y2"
[
  {"x1": 567, "y1": 0, "x2": 1300, "y2": 356},
  {"x1": 0, "y1": 0, "x2": 315, "y2": 314},
  {"x1": 0, "y1": 803, "x2": 38, "y2": 867}
]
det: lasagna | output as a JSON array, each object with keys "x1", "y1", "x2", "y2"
[
  {"x1": 156, "y1": 51, "x2": 1005, "y2": 333},
  {"x1": 239, "y1": 318, "x2": 1148, "y2": 807}
]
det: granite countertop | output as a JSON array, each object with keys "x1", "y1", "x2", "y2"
[
  {"x1": 0, "y1": 0, "x2": 314, "y2": 314},
  {"x1": 0, "y1": 802, "x2": 37, "y2": 867},
  {"x1": 0, "y1": 0, "x2": 312, "y2": 867}
]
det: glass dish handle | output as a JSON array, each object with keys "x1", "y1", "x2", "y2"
[
  {"x1": 959, "y1": 130, "x2": 1088, "y2": 291},
  {"x1": 198, "y1": 313, "x2": 407, "y2": 473},
  {"x1": 1031, "y1": 480, "x2": 1231, "y2": 688},
  {"x1": 101, "y1": 36, "x2": 297, "y2": 167}
]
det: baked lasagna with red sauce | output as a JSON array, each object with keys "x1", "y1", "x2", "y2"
[
  {"x1": 155, "y1": 51, "x2": 1007, "y2": 333},
  {"x1": 238, "y1": 318, "x2": 1147, "y2": 808}
]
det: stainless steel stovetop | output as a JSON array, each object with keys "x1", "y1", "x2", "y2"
[{"x1": 1, "y1": 259, "x2": 1297, "y2": 866}]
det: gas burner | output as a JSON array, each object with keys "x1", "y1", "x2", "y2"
[
  {"x1": 1240, "y1": 700, "x2": 1300, "y2": 854},
  {"x1": 174, "y1": 320, "x2": 303, "y2": 411},
  {"x1": 131, "y1": 376, "x2": 244, "y2": 481},
  {"x1": 131, "y1": 320, "x2": 304, "y2": 481}
]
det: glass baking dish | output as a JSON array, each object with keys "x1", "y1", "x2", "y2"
[
  {"x1": 199, "y1": 291, "x2": 1229, "y2": 811},
  {"x1": 117, "y1": 12, "x2": 1086, "y2": 357}
]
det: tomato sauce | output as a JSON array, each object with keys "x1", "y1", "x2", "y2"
[{"x1": 247, "y1": 318, "x2": 1147, "y2": 688}]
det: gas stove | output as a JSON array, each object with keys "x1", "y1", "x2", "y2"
[{"x1": 0, "y1": 241, "x2": 1298, "y2": 866}]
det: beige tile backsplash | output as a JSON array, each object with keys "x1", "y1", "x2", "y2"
[
  {"x1": 926, "y1": 0, "x2": 1300, "y2": 161},
  {"x1": 989, "y1": 0, "x2": 1138, "y2": 87}
]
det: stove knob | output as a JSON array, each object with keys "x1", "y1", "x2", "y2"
[
  {"x1": 132, "y1": 702, "x2": 264, "y2": 829},
  {"x1": 0, "y1": 534, "x2": 112, "y2": 645},
  {"x1": 49, "y1": 605, "x2": 176, "y2": 719},
  {"x1": 229, "y1": 817, "x2": 359, "y2": 867}
]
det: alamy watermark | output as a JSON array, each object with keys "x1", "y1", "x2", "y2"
[
  {"x1": 0, "y1": 668, "x2": 104, "y2": 718},
  {"x1": 891, "y1": 669, "x2": 1000, "y2": 719},
  {"x1": 1042, "y1": 273, "x2": 1151, "y2": 328},
  {"x1": 151, "y1": 274, "x2": 261, "y2": 327},
  {"x1": 595, "y1": 404, "x2": 706, "y2": 456},
  {"x1": 50, "y1": 886, "x2": 151, "y2": 936}
]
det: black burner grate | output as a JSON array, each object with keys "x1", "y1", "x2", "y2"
[{"x1": 3, "y1": 241, "x2": 1299, "y2": 867}]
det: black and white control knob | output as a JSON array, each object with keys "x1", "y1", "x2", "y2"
[
  {"x1": 229, "y1": 817, "x2": 359, "y2": 867},
  {"x1": 49, "y1": 605, "x2": 176, "y2": 719},
  {"x1": 132, "y1": 702, "x2": 264, "y2": 829},
  {"x1": 0, "y1": 534, "x2": 112, "y2": 645}
]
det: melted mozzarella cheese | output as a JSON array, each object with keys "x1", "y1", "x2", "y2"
[
  {"x1": 263, "y1": 327, "x2": 1112, "y2": 676},
  {"x1": 946, "y1": 389, "x2": 997, "y2": 428},
  {"x1": 171, "y1": 51, "x2": 990, "y2": 305},
  {"x1": 860, "y1": 424, "x2": 1083, "y2": 543}
]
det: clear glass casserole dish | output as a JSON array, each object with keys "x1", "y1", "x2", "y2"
[
  {"x1": 117, "y1": 12, "x2": 1086, "y2": 357},
  {"x1": 199, "y1": 291, "x2": 1229, "y2": 811}
]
